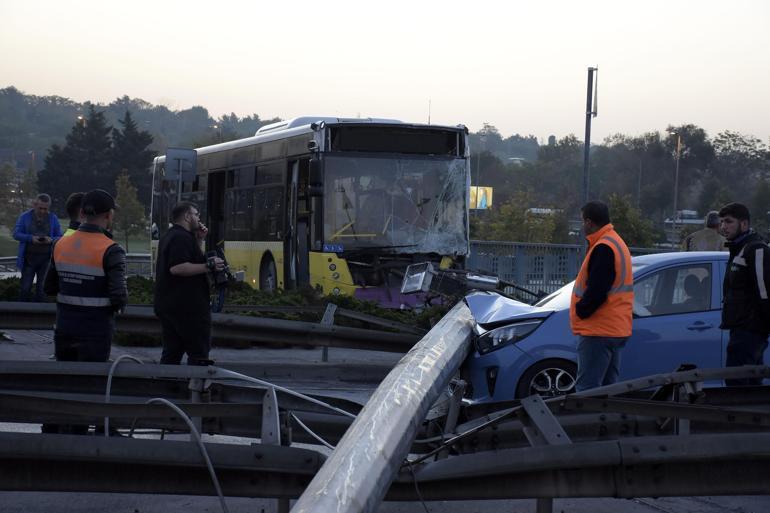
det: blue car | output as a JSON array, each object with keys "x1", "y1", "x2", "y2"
[{"x1": 464, "y1": 251, "x2": 770, "y2": 403}]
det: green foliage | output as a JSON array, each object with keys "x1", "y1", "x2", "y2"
[
  {"x1": 113, "y1": 172, "x2": 147, "y2": 249},
  {"x1": 472, "y1": 190, "x2": 557, "y2": 242},
  {"x1": 607, "y1": 193, "x2": 655, "y2": 247},
  {"x1": 37, "y1": 105, "x2": 115, "y2": 211},
  {"x1": 123, "y1": 276, "x2": 447, "y2": 331},
  {"x1": 0, "y1": 278, "x2": 21, "y2": 301},
  {"x1": 111, "y1": 111, "x2": 156, "y2": 210}
]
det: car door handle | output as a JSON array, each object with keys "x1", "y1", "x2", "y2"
[{"x1": 687, "y1": 322, "x2": 714, "y2": 331}]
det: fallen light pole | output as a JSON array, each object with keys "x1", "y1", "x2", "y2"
[{"x1": 291, "y1": 300, "x2": 474, "y2": 513}]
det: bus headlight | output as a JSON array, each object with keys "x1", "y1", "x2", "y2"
[{"x1": 475, "y1": 320, "x2": 543, "y2": 355}]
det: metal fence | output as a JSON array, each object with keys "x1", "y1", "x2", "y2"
[
  {"x1": 468, "y1": 240, "x2": 662, "y2": 296},
  {"x1": 1, "y1": 241, "x2": 665, "y2": 295},
  {"x1": 0, "y1": 254, "x2": 152, "y2": 278}
]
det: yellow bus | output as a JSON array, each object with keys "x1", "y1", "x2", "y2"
[{"x1": 150, "y1": 117, "x2": 470, "y2": 307}]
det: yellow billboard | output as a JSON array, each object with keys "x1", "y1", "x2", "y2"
[{"x1": 470, "y1": 186, "x2": 493, "y2": 209}]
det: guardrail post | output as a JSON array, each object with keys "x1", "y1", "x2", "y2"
[
  {"x1": 320, "y1": 303, "x2": 337, "y2": 362},
  {"x1": 291, "y1": 300, "x2": 473, "y2": 513},
  {"x1": 188, "y1": 378, "x2": 207, "y2": 441}
]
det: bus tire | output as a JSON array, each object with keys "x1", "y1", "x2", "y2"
[{"x1": 260, "y1": 256, "x2": 277, "y2": 292}]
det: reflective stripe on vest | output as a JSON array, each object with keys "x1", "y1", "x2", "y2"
[
  {"x1": 570, "y1": 225, "x2": 634, "y2": 338},
  {"x1": 57, "y1": 294, "x2": 112, "y2": 307}
]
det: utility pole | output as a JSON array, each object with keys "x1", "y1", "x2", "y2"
[{"x1": 582, "y1": 67, "x2": 598, "y2": 205}]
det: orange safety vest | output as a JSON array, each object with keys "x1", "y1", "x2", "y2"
[
  {"x1": 53, "y1": 230, "x2": 115, "y2": 308},
  {"x1": 569, "y1": 224, "x2": 633, "y2": 337}
]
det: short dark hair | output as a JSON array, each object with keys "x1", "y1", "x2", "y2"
[
  {"x1": 718, "y1": 202, "x2": 750, "y2": 223},
  {"x1": 36, "y1": 193, "x2": 51, "y2": 203},
  {"x1": 172, "y1": 201, "x2": 198, "y2": 222},
  {"x1": 65, "y1": 192, "x2": 84, "y2": 220},
  {"x1": 581, "y1": 201, "x2": 610, "y2": 226}
]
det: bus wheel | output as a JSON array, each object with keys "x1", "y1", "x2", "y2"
[{"x1": 260, "y1": 257, "x2": 277, "y2": 292}]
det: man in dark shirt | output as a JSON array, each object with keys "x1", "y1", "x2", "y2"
[
  {"x1": 154, "y1": 201, "x2": 224, "y2": 365},
  {"x1": 718, "y1": 202, "x2": 770, "y2": 385}
]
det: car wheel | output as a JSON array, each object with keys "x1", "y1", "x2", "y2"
[
  {"x1": 516, "y1": 359, "x2": 577, "y2": 399},
  {"x1": 259, "y1": 257, "x2": 277, "y2": 292}
]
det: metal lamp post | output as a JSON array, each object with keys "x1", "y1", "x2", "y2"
[{"x1": 668, "y1": 130, "x2": 682, "y2": 239}]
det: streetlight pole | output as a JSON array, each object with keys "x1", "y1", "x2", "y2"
[
  {"x1": 582, "y1": 66, "x2": 598, "y2": 205},
  {"x1": 669, "y1": 131, "x2": 682, "y2": 240}
]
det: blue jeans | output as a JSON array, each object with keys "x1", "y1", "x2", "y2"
[
  {"x1": 725, "y1": 328, "x2": 768, "y2": 386},
  {"x1": 576, "y1": 335, "x2": 628, "y2": 392},
  {"x1": 19, "y1": 252, "x2": 50, "y2": 302}
]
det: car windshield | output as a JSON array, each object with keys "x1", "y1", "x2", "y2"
[
  {"x1": 323, "y1": 154, "x2": 468, "y2": 254},
  {"x1": 534, "y1": 263, "x2": 650, "y2": 309}
]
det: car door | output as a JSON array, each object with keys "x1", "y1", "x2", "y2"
[{"x1": 622, "y1": 261, "x2": 723, "y2": 380}]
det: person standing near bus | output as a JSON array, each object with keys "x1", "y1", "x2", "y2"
[
  {"x1": 44, "y1": 189, "x2": 127, "y2": 362},
  {"x1": 63, "y1": 192, "x2": 85, "y2": 237},
  {"x1": 570, "y1": 201, "x2": 634, "y2": 392},
  {"x1": 13, "y1": 193, "x2": 62, "y2": 301},
  {"x1": 153, "y1": 202, "x2": 224, "y2": 365}
]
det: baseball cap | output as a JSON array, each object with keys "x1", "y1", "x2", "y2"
[{"x1": 82, "y1": 189, "x2": 119, "y2": 216}]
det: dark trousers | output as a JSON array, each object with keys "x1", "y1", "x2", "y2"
[
  {"x1": 576, "y1": 335, "x2": 628, "y2": 392},
  {"x1": 19, "y1": 252, "x2": 50, "y2": 302},
  {"x1": 42, "y1": 329, "x2": 113, "y2": 435},
  {"x1": 726, "y1": 328, "x2": 769, "y2": 386},
  {"x1": 158, "y1": 312, "x2": 212, "y2": 365}
]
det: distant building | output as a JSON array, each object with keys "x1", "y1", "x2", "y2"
[{"x1": 663, "y1": 210, "x2": 704, "y2": 245}]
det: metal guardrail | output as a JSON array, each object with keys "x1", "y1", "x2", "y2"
[
  {"x1": 0, "y1": 253, "x2": 152, "y2": 277},
  {"x1": 0, "y1": 302, "x2": 419, "y2": 353}
]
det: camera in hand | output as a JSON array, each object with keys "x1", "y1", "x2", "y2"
[{"x1": 206, "y1": 250, "x2": 232, "y2": 287}]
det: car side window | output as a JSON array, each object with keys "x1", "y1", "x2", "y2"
[{"x1": 634, "y1": 264, "x2": 712, "y2": 317}]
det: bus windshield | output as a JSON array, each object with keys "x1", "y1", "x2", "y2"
[{"x1": 323, "y1": 154, "x2": 468, "y2": 254}]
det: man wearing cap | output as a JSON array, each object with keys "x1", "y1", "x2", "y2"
[
  {"x1": 13, "y1": 193, "x2": 63, "y2": 301},
  {"x1": 682, "y1": 211, "x2": 726, "y2": 251},
  {"x1": 44, "y1": 189, "x2": 128, "y2": 363}
]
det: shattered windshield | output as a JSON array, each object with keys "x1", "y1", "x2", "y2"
[{"x1": 323, "y1": 155, "x2": 468, "y2": 254}]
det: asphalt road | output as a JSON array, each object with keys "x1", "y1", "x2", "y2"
[{"x1": 0, "y1": 330, "x2": 767, "y2": 513}]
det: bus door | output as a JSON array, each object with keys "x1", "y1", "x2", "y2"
[
  {"x1": 295, "y1": 159, "x2": 311, "y2": 287},
  {"x1": 284, "y1": 161, "x2": 299, "y2": 289},
  {"x1": 207, "y1": 171, "x2": 226, "y2": 250}
]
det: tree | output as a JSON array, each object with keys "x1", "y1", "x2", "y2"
[
  {"x1": 111, "y1": 111, "x2": 155, "y2": 211},
  {"x1": 607, "y1": 193, "x2": 655, "y2": 248},
  {"x1": 37, "y1": 105, "x2": 114, "y2": 210},
  {"x1": 0, "y1": 163, "x2": 18, "y2": 228},
  {"x1": 113, "y1": 171, "x2": 147, "y2": 250},
  {"x1": 473, "y1": 191, "x2": 557, "y2": 243}
]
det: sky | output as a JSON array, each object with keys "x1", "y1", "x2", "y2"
[{"x1": 2, "y1": 0, "x2": 769, "y2": 143}]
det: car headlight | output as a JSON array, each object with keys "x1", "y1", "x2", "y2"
[{"x1": 475, "y1": 320, "x2": 543, "y2": 355}]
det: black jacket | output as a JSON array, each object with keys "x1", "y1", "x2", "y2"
[{"x1": 721, "y1": 231, "x2": 770, "y2": 335}]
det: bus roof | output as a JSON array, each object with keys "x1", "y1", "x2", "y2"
[{"x1": 154, "y1": 117, "x2": 467, "y2": 163}]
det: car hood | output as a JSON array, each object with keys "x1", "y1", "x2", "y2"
[{"x1": 464, "y1": 291, "x2": 555, "y2": 329}]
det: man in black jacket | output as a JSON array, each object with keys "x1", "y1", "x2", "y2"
[
  {"x1": 718, "y1": 202, "x2": 770, "y2": 385},
  {"x1": 153, "y1": 202, "x2": 223, "y2": 365}
]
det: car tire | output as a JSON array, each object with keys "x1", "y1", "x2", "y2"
[
  {"x1": 515, "y1": 359, "x2": 577, "y2": 399},
  {"x1": 259, "y1": 257, "x2": 277, "y2": 292}
]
